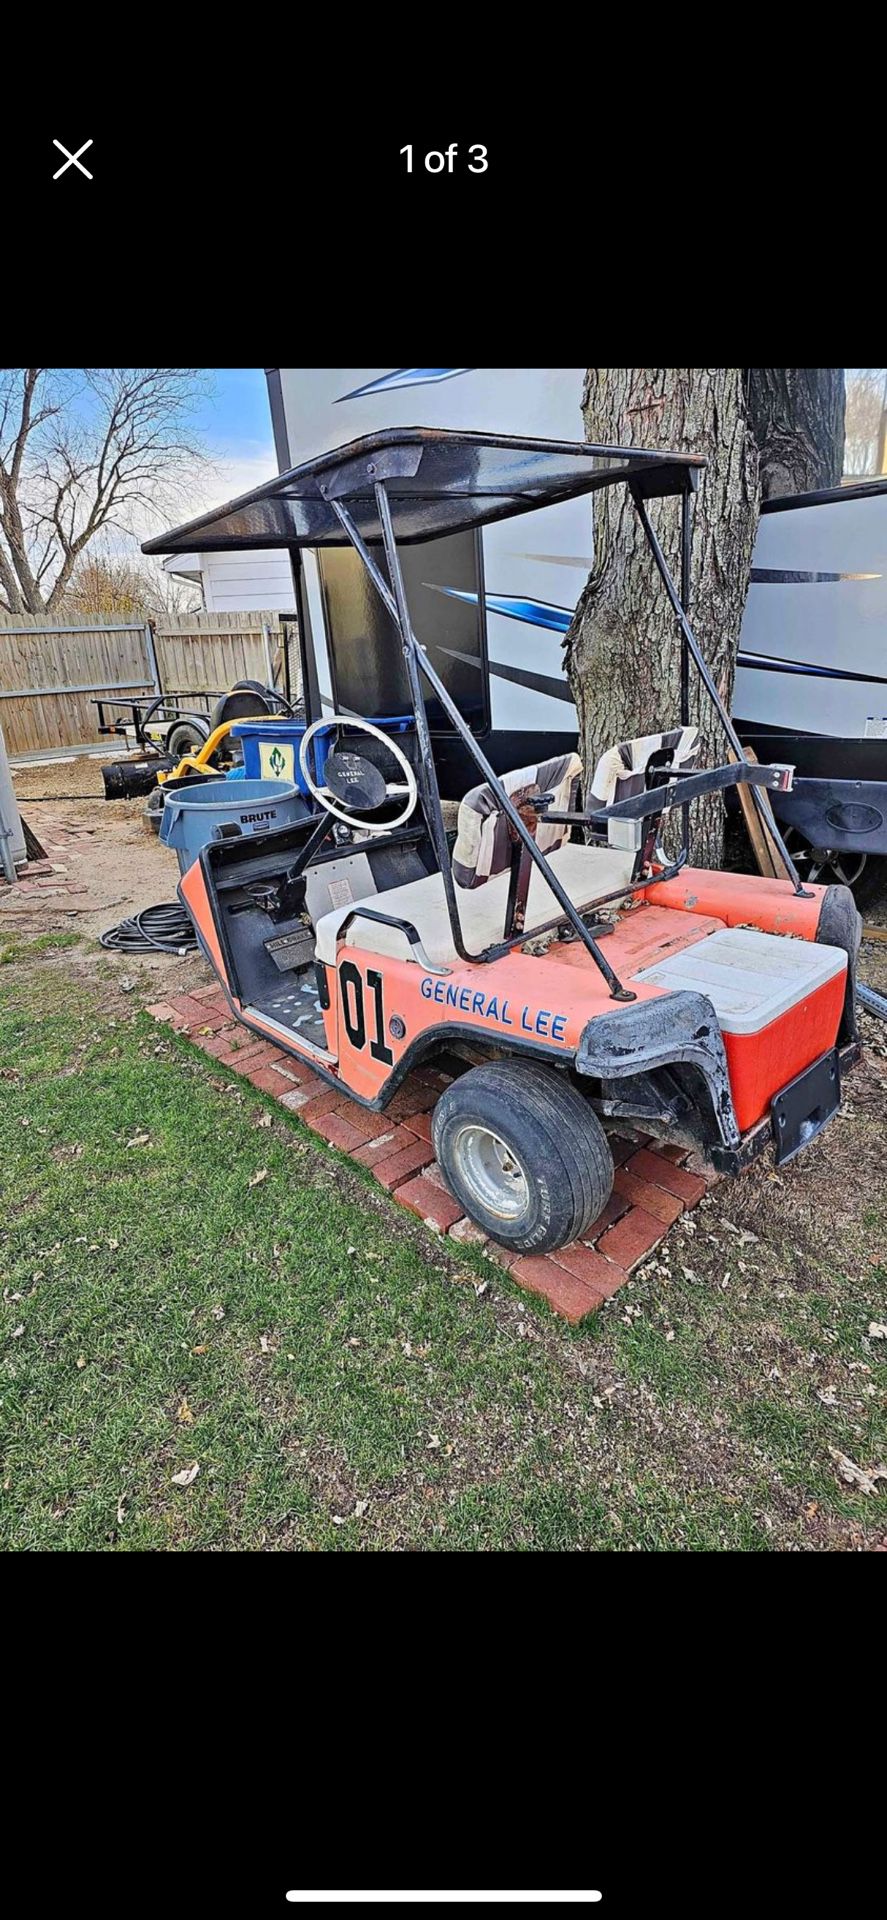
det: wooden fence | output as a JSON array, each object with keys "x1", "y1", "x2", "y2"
[
  {"x1": 0, "y1": 610, "x2": 300, "y2": 757},
  {"x1": 0, "y1": 614, "x2": 155, "y2": 756},
  {"x1": 152, "y1": 611, "x2": 292, "y2": 703}
]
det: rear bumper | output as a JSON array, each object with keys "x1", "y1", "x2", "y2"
[
  {"x1": 576, "y1": 990, "x2": 861, "y2": 1173},
  {"x1": 710, "y1": 1040, "x2": 860, "y2": 1173}
]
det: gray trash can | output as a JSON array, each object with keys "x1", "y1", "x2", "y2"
[{"x1": 159, "y1": 777, "x2": 306, "y2": 872}]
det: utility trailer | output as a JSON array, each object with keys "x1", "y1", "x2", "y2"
[{"x1": 144, "y1": 430, "x2": 861, "y2": 1256}]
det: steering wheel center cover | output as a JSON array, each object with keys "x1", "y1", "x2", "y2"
[
  {"x1": 325, "y1": 750, "x2": 387, "y2": 810},
  {"x1": 299, "y1": 717, "x2": 418, "y2": 832}
]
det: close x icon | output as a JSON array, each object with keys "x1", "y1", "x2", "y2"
[{"x1": 52, "y1": 138, "x2": 93, "y2": 179}]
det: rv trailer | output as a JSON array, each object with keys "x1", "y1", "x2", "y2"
[
  {"x1": 734, "y1": 475, "x2": 887, "y2": 896},
  {"x1": 266, "y1": 369, "x2": 887, "y2": 895}
]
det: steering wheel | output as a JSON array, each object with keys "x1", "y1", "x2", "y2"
[{"x1": 299, "y1": 717, "x2": 419, "y2": 832}]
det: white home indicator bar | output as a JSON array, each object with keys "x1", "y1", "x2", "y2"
[{"x1": 286, "y1": 1897, "x2": 603, "y2": 1906}]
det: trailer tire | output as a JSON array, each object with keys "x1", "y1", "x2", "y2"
[
  {"x1": 166, "y1": 716, "x2": 211, "y2": 759},
  {"x1": 432, "y1": 1059, "x2": 614, "y2": 1255}
]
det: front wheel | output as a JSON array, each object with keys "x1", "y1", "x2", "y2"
[{"x1": 432, "y1": 1059, "x2": 614, "y2": 1254}]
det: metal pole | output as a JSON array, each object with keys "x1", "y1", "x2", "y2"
[
  {"x1": 0, "y1": 722, "x2": 25, "y2": 876},
  {"x1": 369, "y1": 487, "x2": 473, "y2": 964},
  {"x1": 679, "y1": 486, "x2": 692, "y2": 860},
  {"x1": 261, "y1": 618, "x2": 276, "y2": 688},
  {"x1": 356, "y1": 486, "x2": 634, "y2": 998},
  {"x1": 290, "y1": 544, "x2": 317, "y2": 723},
  {"x1": 283, "y1": 620, "x2": 292, "y2": 708},
  {"x1": 632, "y1": 489, "x2": 808, "y2": 895},
  {"x1": 144, "y1": 621, "x2": 162, "y2": 699},
  {"x1": 0, "y1": 810, "x2": 16, "y2": 885}
]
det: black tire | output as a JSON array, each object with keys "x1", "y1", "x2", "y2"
[
  {"x1": 166, "y1": 716, "x2": 210, "y2": 759},
  {"x1": 783, "y1": 827, "x2": 885, "y2": 907},
  {"x1": 432, "y1": 1059, "x2": 614, "y2": 1255},
  {"x1": 212, "y1": 684, "x2": 273, "y2": 728},
  {"x1": 850, "y1": 856, "x2": 887, "y2": 913}
]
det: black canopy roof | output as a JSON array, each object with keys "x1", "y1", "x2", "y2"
[{"x1": 143, "y1": 428, "x2": 704, "y2": 556}]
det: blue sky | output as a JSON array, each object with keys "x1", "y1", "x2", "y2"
[
  {"x1": 43, "y1": 368, "x2": 278, "y2": 566},
  {"x1": 194, "y1": 367, "x2": 274, "y2": 464},
  {"x1": 192, "y1": 367, "x2": 276, "y2": 505}
]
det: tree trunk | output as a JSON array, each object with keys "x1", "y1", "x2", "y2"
[
  {"x1": 744, "y1": 368, "x2": 845, "y2": 499},
  {"x1": 564, "y1": 368, "x2": 760, "y2": 864}
]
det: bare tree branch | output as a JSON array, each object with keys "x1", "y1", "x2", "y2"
[{"x1": 0, "y1": 367, "x2": 211, "y2": 613}]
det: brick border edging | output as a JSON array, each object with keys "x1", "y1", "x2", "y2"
[{"x1": 147, "y1": 987, "x2": 714, "y2": 1325}]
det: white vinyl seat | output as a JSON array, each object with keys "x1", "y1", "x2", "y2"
[{"x1": 314, "y1": 841, "x2": 635, "y2": 968}]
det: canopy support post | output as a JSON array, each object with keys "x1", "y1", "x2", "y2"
[
  {"x1": 679, "y1": 485, "x2": 692, "y2": 862},
  {"x1": 366, "y1": 484, "x2": 635, "y2": 999},
  {"x1": 631, "y1": 488, "x2": 810, "y2": 897}
]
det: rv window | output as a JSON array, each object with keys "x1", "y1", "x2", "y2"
[{"x1": 317, "y1": 529, "x2": 488, "y2": 733}]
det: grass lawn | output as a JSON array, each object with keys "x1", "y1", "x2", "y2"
[{"x1": 1, "y1": 940, "x2": 886, "y2": 1551}]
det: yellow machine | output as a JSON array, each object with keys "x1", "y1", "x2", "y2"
[{"x1": 158, "y1": 719, "x2": 240, "y2": 786}]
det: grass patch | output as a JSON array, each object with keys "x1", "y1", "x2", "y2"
[
  {"x1": 1, "y1": 931, "x2": 84, "y2": 964},
  {"x1": 2, "y1": 952, "x2": 885, "y2": 1552}
]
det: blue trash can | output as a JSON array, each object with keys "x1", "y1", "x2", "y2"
[
  {"x1": 231, "y1": 714, "x2": 416, "y2": 796},
  {"x1": 159, "y1": 777, "x2": 305, "y2": 873},
  {"x1": 231, "y1": 720, "x2": 309, "y2": 793}
]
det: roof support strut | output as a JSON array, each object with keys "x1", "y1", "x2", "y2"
[
  {"x1": 631, "y1": 487, "x2": 809, "y2": 897},
  {"x1": 328, "y1": 487, "x2": 636, "y2": 999}
]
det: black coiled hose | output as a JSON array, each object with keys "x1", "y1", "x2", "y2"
[{"x1": 99, "y1": 901, "x2": 198, "y2": 956}]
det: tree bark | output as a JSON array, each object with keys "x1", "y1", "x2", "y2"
[
  {"x1": 564, "y1": 368, "x2": 760, "y2": 864},
  {"x1": 744, "y1": 368, "x2": 845, "y2": 499}
]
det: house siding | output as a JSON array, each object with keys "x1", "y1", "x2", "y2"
[{"x1": 200, "y1": 549, "x2": 296, "y2": 613}]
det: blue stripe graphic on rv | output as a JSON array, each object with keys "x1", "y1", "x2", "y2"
[
  {"x1": 431, "y1": 586, "x2": 573, "y2": 634},
  {"x1": 749, "y1": 567, "x2": 881, "y2": 584},
  {"x1": 336, "y1": 369, "x2": 475, "y2": 401},
  {"x1": 737, "y1": 649, "x2": 887, "y2": 688}
]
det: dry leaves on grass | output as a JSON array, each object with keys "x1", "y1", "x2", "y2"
[
  {"x1": 247, "y1": 1168, "x2": 269, "y2": 1189},
  {"x1": 126, "y1": 1132, "x2": 151, "y2": 1150},
  {"x1": 868, "y1": 1322, "x2": 887, "y2": 1341},
  {"x1": 332, "y1": 1499, "x2": 370, "y2": 1526},
  {"x1": 171, "y1": 1462, "x2": 200, "y2": 1488},
  {"x1": 829, "y1": 1448, "x2": 887, "y2": 1496}
]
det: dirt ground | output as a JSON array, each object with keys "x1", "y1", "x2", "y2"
[{"x1": 5, "y1": 756, "x2": 211, "y2": 996}]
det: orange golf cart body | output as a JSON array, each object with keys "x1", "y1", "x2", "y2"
[{"x1": 146, "y1": 430, "x2": 861, "y2": 1254}]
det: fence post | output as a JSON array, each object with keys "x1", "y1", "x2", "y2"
[
  {"x1": 144, "y1": 620, "x2": 162, "y2": 697},
  {"x1": 261, "y1": 618, "x2": 275, "y2": 688}
]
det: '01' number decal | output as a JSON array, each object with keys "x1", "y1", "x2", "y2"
[{"x1": 339, "y1": 961, "x2": 394, "y2": 1066}]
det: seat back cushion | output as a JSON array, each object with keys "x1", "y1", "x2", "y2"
[
  {"x1": 589, "y1": 725, "x2": 699, "y2": 810},
  {"x1": 452, "y1": 752, "x2": 581, "y2": 890}
]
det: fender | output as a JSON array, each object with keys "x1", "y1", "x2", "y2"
[
  {"x1": 575, "y1": 989, "x2": 740, "y2": 1150},
  {"x1": 816, "y1": 883, "x2": 862, "y2": 1043}
]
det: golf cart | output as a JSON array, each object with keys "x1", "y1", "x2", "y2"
[{"x1": 143, "y1": 430, "x2": 862, "y2": 1256}]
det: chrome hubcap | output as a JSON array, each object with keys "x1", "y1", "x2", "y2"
[{"x1": 451, "y1": 1124, "x2": 530, "y2": 1221}]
